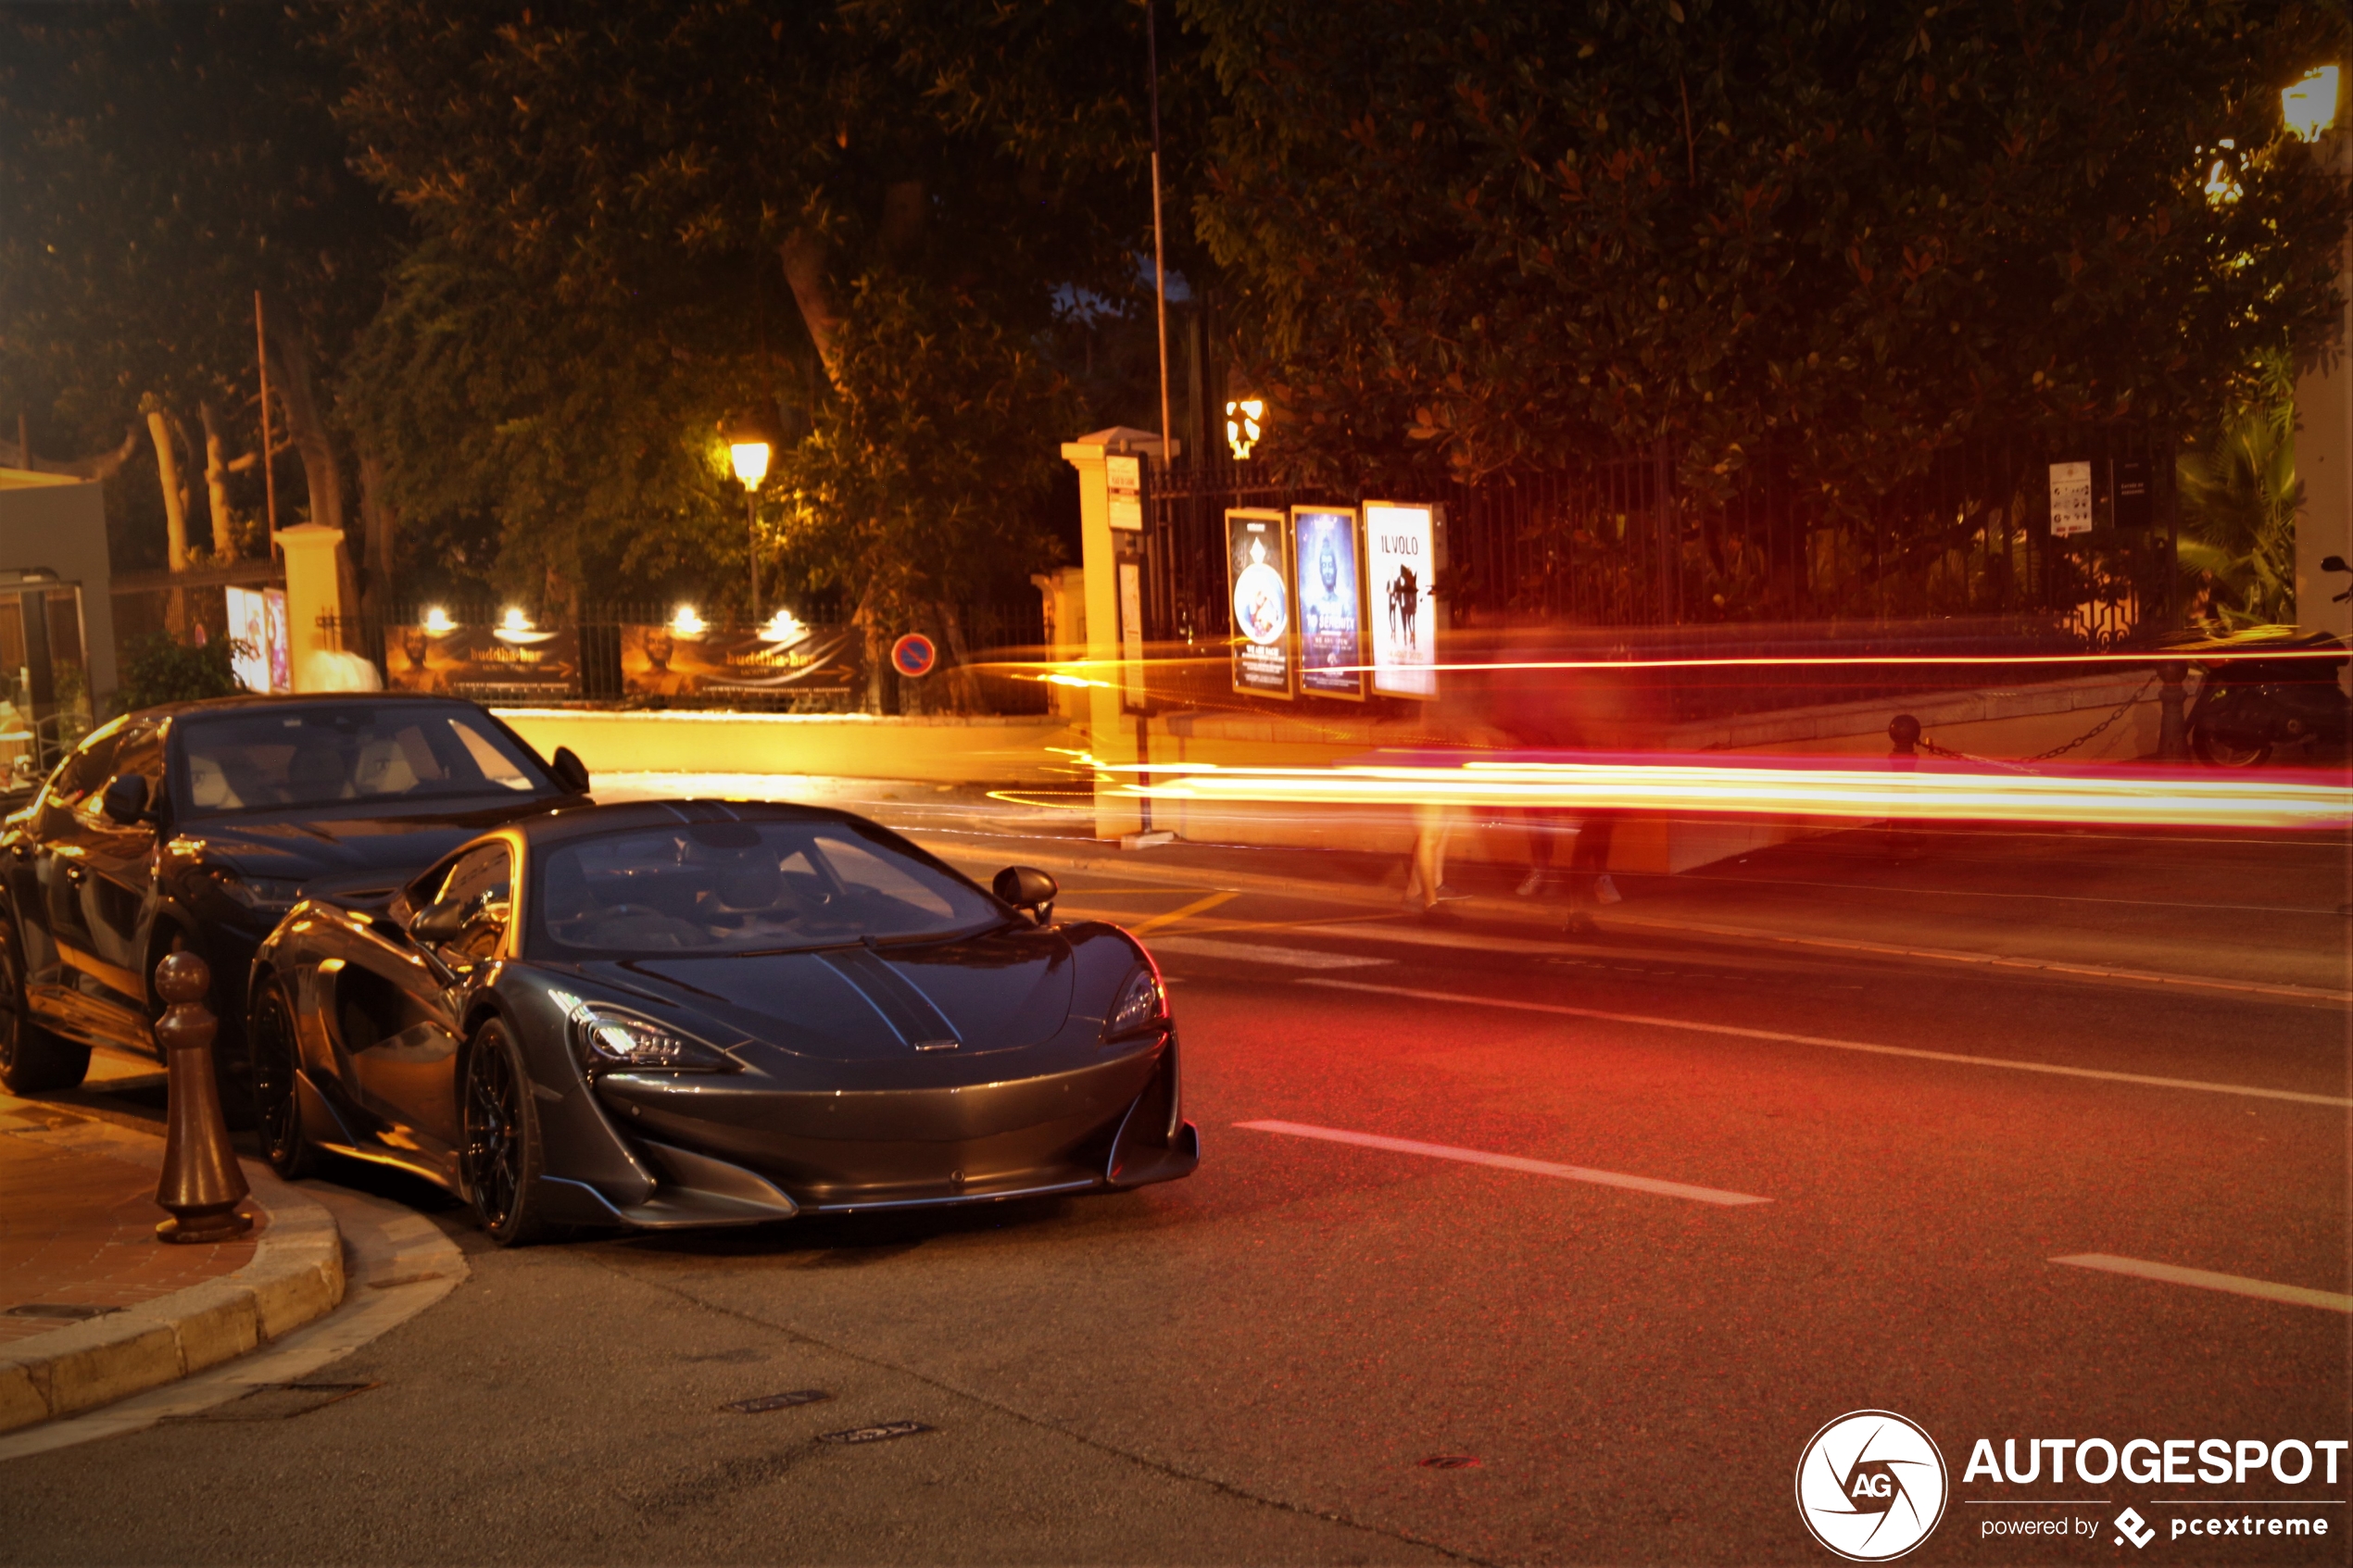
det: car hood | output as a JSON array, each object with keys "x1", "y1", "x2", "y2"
[
  {"x1": 182, "y1": 797, "x2": 565, "y2": 894},
  {"x1": 573, "y1": 927, "x2": 1079, "y2": 1062}
]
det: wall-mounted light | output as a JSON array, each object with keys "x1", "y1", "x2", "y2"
[
  {"x1": 500, "y1": 607, "x2": 532, "y2": 635},
  {"x1": 2283, "y1": 65, "x2": 2341, "y2": 143},
  {"x1": 757, "y1": 608, "x2": 805, "y2": 645},
  {"x1": 422, "y1": 607, "x2": 455, "y2": 635},
  {"x1": 1225, "y1": 397, "x2": 1265, "y2": 460},
  {"x1": 671, "y1": 606, "x2": 708, "y2": 638}
]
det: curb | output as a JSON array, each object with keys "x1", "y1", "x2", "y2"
[
  {"x1": 920, "y1": 833, "x2": 2351, "y2": 1008},
  {"x1": 0, "y1": 1127, "x2": 345, "y2": 1435}
]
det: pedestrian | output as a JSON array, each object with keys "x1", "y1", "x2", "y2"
[{"x1": 1401, "y1": 675, "x2": 1505, "y2": 919}]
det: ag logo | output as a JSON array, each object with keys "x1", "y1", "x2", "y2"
[{"x1": 1795, "y1": 1410, "x2": 1949, "y2": 1562}]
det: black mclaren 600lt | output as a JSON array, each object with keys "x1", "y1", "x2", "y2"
[{"x1": 249, "y1": 800, "x2": 1198, "y2": 1243}]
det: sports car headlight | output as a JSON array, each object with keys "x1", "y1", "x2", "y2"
[
  {"x1": 548, "y1": 991, "x2": 734, "y2": 1073},
  {"x1": 208, "y1": 867, "x2": 306, "y2": 913},
  {"x1": 1102, "y1": 965, "x2": 1169, "y2": 1042}
]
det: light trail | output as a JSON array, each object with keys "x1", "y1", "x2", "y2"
[{"x1": 1107, "y1": 757, "x2": 2352, "y2": 830}]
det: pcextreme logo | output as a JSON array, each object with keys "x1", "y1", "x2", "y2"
[{"x1": 1796, "y1": 1411, "x2": 1951, "y2": 1562}]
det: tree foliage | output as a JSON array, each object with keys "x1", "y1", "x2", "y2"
[
  {"x1": 119, "y1": 631, "x2": 244, "y2": 710},
  {"x1": 331, "y1": 1, "x2": 1170, "y2": 639},
  {"x1": 1188, "y1": 0, "x2": 2353, "y2": 498}
]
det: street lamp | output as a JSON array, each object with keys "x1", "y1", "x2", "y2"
[
  {"x1": 2283, "y1": 66, "x2": 2341, "y2": 144},
  {"x1": 1225, "y1": 396, "x2": 1264, "y2": 460},
  {"x1": 726, "y1": 413, "x2": 779, "y2": 621}
]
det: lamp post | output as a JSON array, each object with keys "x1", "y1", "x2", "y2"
[{"x1": 727, "y1": 418, "x2": 775, "y2": 622}]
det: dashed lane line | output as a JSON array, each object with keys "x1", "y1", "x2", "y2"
[
  {"x1": 1297, "y1": 979, "x2": 2353, "y2": 1110},
  {"x1": 2050, "y1": 1254, "x2": 2353, "y2": 1314},
  {"x1": 1234, "y1": 1119, "x2": 1771, "y2": 1207}
]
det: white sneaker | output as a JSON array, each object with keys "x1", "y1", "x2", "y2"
[
  {"x1": 1594, "y1": 873, "x2": 1623, "y2": 905},
  {"x1": 1516, "y1": 870, "x2": 1545, "y2": 897}
]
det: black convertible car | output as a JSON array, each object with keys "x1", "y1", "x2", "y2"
[
  {"x1": 0, "y1": 693, "x2": 590, "y2": 1099},
  {"x1": 247, "y1": 799, "x2": 1198, "y2": 1243}
]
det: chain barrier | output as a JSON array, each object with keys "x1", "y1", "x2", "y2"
[{"x1": 1915, "y1": 673, "x2": 2160, "y2": 773}]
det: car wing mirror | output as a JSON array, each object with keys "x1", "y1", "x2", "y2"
[
  {"x1": 549, "y1": 746, "x2": 590, "y2": 795},
  {"x1": 99, "y1": 773, "x2": 151, "y2": 826},
  {"x1": 991, "y1": 865, "x2": 1058, "y2": 926},
  {"x1": 409, "y1": 897, "x2": 470, "y2": 945},
  {"x1": 2324, "y1": 556, "x2": 2349, "y2": 574}
]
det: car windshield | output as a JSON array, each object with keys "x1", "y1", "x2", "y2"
[
  {"x1": 529, "y1": 819, "x2": 1001, "y2": 956},
  {"x1": 173, "y1": 705, "x2": 552, "y2": 818}
]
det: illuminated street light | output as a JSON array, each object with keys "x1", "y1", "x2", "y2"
[
  {"x1": 726, "y1": 412, "x2": 782, "y2": 619},
  {"x1": 2283, "y1": 65, "x2": 2341, "y2": 143},
  {"x1": 1225, "y1": 396, "x2": 1264, "y2": 460}
]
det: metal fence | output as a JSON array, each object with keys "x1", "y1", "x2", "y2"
[{"x1": 1145, "y1": 429, "x2": 2176, "y2": 641}]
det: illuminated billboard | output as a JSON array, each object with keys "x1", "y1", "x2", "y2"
[
  {"x1": 1290, "y1": 506, "x2": 1365, "y2": 701},
  {"x1": 1364, "y1": 500, "x2": 1439, "y2": 699},
  {"x1": 1225, "y1": 508, "x2": 1293, "y2": 698}
]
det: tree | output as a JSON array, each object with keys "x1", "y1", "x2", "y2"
[
  {"x1": 0, "y1": 3, "x2": 405, "y2": 596},
  {"x1": 330, "y1": 1, "x2": 1173, "y2": 704},
  {"x1": 1187, "y1": 0, "x2": 2353, "y2": 502}
]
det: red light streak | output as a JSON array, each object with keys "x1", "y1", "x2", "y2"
[{"x1": 1108, "y1": 758, "x2": 2351, "y2": 831}]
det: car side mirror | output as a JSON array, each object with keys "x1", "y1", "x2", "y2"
[
  {"x1": 992, "y1": 865, "x2": 1058, "y2": 925},
  {"x1": 549, "y1": 746, "x2": 590, "y2": 795},
  {"x1": 100, "y1": 773, "x2": 151, "y2": 826},
  {"x1": 2324, "y1": 556, "x2": 2348, "y2": 573},
  {"x1": 409, "y1": 898, "x2": 470, "y2": 945}
]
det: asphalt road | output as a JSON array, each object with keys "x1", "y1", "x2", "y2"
[{"x1": 3, "y1": 822, "x2": 2347, "y2": 1566}]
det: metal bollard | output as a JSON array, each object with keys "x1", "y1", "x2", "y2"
[
  {"x1": 2158, "y1": 660, "x2": 2189, "y2": 762},
  {"x1": 1886, "y1": 715, "x2": 1922, "y2": 861},
  {"x1": 152, "y1": 951, "x2": 253, "y2": 1245}
]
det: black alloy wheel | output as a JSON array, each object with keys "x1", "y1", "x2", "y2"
[
  {"x1": 248, "y1": 977, "x2": 317, "y2": 1179},
  {"x1": 460, "y1": 1017, "x2": 553, "y2": 1247},
  {"x1": 0, "y1": 913, "x2": 88, "y2": 1094},
  {"x1": 2188, "y1": 716, "x2": 2271, "y2": 769}
]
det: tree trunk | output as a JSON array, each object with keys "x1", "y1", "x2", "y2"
[
  {"x1": 2, "y1": 427, "x2": 138, "y2": 480},
  {"x1": 268, "y1": 322, "x2": 346, "y2": 539},
  {"x1": 358, "y1": 448, "x2": 396, "y2": 598},
  {"x1": 143, "y1": 404, "x2": 190, "y2": 572},
  {"x1": 197, "y1": 403, "x2": 234, "y2": 558},
  {"x1": 853, "y1": 578, "x2": 895, "y2": 715},
  {"x1": 780, "y1": 228, "x2": 845, "y2": 387},
  {"x1": 879, "y1": 181, "x2": 925, "y2": 258},
  {"x1": 935, "y1": 598, "x2": 981, "y2": 714}
]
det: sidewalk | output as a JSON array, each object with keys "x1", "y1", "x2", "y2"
[{"x1": 0, "y1": 1084, "x2": 345, "y2": 1434}]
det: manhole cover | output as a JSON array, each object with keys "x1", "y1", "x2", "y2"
[
  {"x1": 5, "y1": 1303, "x2": 118, "y2": 1321},
  {"x1": 180, "y1": 1382, "x2": 380, "y2": 1422},
  {"x1": 817, "y1": 1421, "x2": 932, "y2": 1445},
  {"x1": 1419, "y1": 1455, "x2": 1481, "y2": 1470},
  {"x1": 724, "y1": 1388, "x2": 832, "y2": 1414}
]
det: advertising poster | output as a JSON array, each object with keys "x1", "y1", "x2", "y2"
[
  {"x1": 387, "y1": 618, "x2": 579, "y2": 697},
  {"x1": 619, "y1": 616, "x2": 858, "y2": 699},
  {"x1": 1290, "y1": 506, "x2": 1366, "y2": 701},
  {"x1": 1225, "y1": 508, "x2": 1293, "y2": 698},
  {"x1": 224, "y1": 585, "x2": 291, "y2": 694},
  {"x1": 1364, "y1": 500, "x2": 1440, "y2": 699}
]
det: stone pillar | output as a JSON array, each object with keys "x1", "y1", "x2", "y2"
[
  {"x1": 272, "y1": 523, "x2": 349, "y2": 693},
  {"x1": 1060, "y1": 427, "x2": 1174, "y2": 842}
]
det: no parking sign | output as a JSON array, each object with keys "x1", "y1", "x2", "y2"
[{"x1": 890, "y1": 633, "x2": 937, "y2": 679}]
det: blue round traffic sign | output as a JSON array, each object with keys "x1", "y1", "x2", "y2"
[{"x1": 890, "y1": 633, "x2": 937, "y2": 679}]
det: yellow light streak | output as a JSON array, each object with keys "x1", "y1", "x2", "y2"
[{"x1": 1110, "y1": 759, "x2": 2351, "y2": 831}]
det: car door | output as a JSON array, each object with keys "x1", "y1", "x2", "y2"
[
  {"x1": 19, "y1": 722, "x2": 134, "y2": 1046},
  {"x1": 74, "y1": 718, "x2": 168, "y2": 1048},
  {"x1": 340, "y1": 840, "x2": 512, "y2": 1153}
]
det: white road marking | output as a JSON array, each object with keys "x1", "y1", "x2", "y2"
[
  {"x1": 1299, "y1": 979, "x2": 2353, "y2": 1110},
  {"x1": 1234, "y1": 1118, "x2": 1771, "y2": 1207},
  {"x1": 1147, "y1": 935, "x2": 1394, "y2": 970},
  {"x1": 2050, "y1": 1254, "x2": 2353, "y2": 1314}
]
